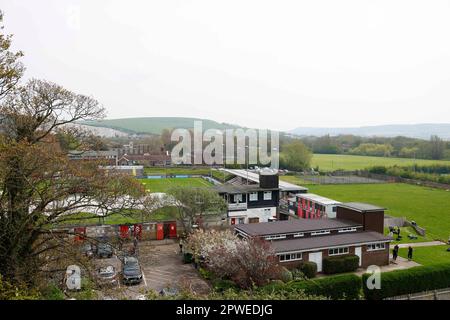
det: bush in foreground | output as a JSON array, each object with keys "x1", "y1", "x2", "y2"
[
  {"x1": 261, "y1": 273, "x2": 362, "y2": 300},
  {"x1": 362, "y1": 263, "x2": 450, "y2": 300}
]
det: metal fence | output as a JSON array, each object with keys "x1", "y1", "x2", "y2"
[{"x1": 385, "y1": 288, "x2": 450, "y2": 300}]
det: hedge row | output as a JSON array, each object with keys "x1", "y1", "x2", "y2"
[
  {"x1": 262, "y1": 273, "x2": 362, "y2": 300},
  {"x1": 262, "y1": 263, "x2": 450, "y2": 300},
  {"x1": 362, "y1": 263, "x2": 450, "y2": 300},
  {"x1": 323, "y1": 255, "x2": 359, "y2": 274}
]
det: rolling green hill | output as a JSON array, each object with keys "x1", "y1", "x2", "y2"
[{"x1": 80, "y1": 117, "x2": 241, "y2": 135}]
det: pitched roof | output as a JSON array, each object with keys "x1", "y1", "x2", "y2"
[
  {"x1": 339, "y1": 202, "x2": 386, "y2": 212},
  {"x1": 234, "y1": 218, "x2": 361, "y2": 236},
  {"x1": 270, "y1": 231, "x2": 392, "y2": 253}
]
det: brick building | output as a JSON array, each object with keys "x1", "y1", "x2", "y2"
[{"x1": 234, "y1": 202, "x2": 391, "y2": 271}]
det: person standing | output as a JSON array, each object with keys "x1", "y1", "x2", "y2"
[
  {"x1": 408, "y1": 246, "x2": 413, "y2": 261},
  {"x1": 179, "y1": 238, "x2": 183, "y2": 254},
  {"x1": 392, "y1": 244, "x2": 399, "y2": 262}
]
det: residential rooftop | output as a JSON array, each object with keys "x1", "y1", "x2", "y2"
[
  {"x1": 234, "y1": 218, "x2": 361, "y2": 236},
  {"x1": 339, "y1": 202, "x2": 386, "y2": 212},
  {"x1": 270, "y1": 231, "x2": 392, "y2": 253}
]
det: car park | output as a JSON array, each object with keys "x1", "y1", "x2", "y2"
[
  {"x1": 96, "y1": 265, "x2": 118, "y2": 287},
  {"x1": 96, "y1": 242, "x2": 114, "y2": 258},
  {"x1": 81, "y1": 243, "x2": 95, "y2": 259}
]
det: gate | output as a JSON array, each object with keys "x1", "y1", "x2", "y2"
[{"x1": 156, "y1": 223, "x2": 164, "y2": 240}]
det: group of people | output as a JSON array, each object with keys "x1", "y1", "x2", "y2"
[{"x1": 392, "y1": 244, "x2": 413, "y2": 263}]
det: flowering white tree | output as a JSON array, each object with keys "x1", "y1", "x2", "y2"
[{"x1": 186, "y1": 229, "x2": 281, "y2": 288}]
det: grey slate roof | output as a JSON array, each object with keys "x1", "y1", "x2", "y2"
[
  {"x1": 339, "y1": 202, "x2": 386, "y2": 212},
  {"x1": 234, "y1": 219, "x2": 362, "y2": 236},
  {"x1": 213, "y1": 184, "x2": 279, "y2": 194},
  {"x1": 270, "y1": 231, "x2": 392, "y2": 253}
]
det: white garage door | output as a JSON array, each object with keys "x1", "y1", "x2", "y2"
[{"x1": 309, "y1": 251, "x2": 323, "y2": 272}]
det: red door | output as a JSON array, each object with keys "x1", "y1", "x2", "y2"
[
  {"x1": 168, "y1": 223, "x2": 177, "y2": 238},
  {"x1": 230, "y1": 218, "x2": 236, "y2": 225},
  {"x1": 119, "y1": 225, "x2": 129, "y2": 239},
  {"x1": 134, "y1": 224, "x2": 142, "y2": 240},
  {"x1": 156, "y1": 223, "x2": 164, "y2": 240}
]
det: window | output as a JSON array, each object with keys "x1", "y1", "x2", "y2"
[
  {"x1": 311, "y1": 230, "x2": 331, "y2": 236},
  {"x1": 249, "y1": 192, "x2": 258, "y2": 201},
  {"x1": 328, "y1": 247, "x2": 349, "y2": 256},
  {"x1": 338, "y1": 227, "x2": 357, "y2": 233},
  {"x1": 263, "y1": 192, "x2": 272, "y2": 200},
  {"x1": 332, "y1": 206, "x2": 337, "y2": 213},
  {"x1": 234, "y1": 194, "x2": 243, "y2": 202},
  {"x1": 293, "y1": 233, "x2": 304, "y2": 238},
  {"x1": 238, "y1": 218, "x2": 245, "y2": 224},
  {"x1": 265, "y1": 234, "x2": 287, "y2": 240},
  {"x1": 278, "y1": 252, "x2": 303, "y2": 262},
  {"x1": 367, "y1": 243, "x2": 386, "y2": 251}
]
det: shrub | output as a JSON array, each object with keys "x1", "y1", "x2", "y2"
[
  {"x1": 198, "y1": 267, "x2": 213, "y2": 280},
  {"x1": 41, "y1": 283, "x2": 65, "y2": 300},
  {"x1": 298, "y1": 261, "x2": 317, "y2": 279},
  {"x1": 261, "y1": 273, "x2": 362, "y2": 300},
  {"x1": 183, "y1": 252, "x2": 193, "y2": 264},
  {"x1": 280, "y1": 267, "x2": 293, "y2": 283},
  {"x1": 212, "y1": 279, "x2": 238, "y2": 293},
  {"x1": 323, "y1": 255, "x2": 359, "y2": 274},
  {"x1": 362, "y1": 263, "x2": 450, "y2": 300},
  {"x1": 291, "y1": 269, "x2": 306, "y2": 281}
]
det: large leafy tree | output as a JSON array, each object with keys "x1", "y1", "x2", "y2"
[
  {"x1": 0, "y1": 12, "x2": 144, "y2": 286},
  {"x1": 280, "y1": 140, "x2": 312, "y2": 171},
  {"x1": 166, "y1": 186, "x2": 227, "y2": 233}
]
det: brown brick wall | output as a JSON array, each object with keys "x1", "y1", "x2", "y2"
[
  {"x1": 336, "y1": 207, "x2": 364, "y2": 224},
  {"x1": 278, "y1": 243, "x2": 390, "y2": 271},
  {"x1": 364, "y1": 212, "x2": 384, "y2": 234},
  {"x1": 361, "y1": 244, "x2": 390, "y2": 267}
]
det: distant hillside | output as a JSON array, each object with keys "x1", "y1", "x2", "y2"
[
  {"x1": 289, "y1": 124, "x2": 450, "y2": 140},
  {"x1": 79, "y1": 117, "x2": 241, "y2": 135}
]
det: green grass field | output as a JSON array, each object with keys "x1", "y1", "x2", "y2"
[
  {"x1": 279, "y1": 175, "x2": 313, "y2": 185},
  {"x1": 139, "y1": 177, "x2": 212, "y2": 193},
  {"x1": 307, "y1": 183, "x2": 450, "y2": 241},
  {"x1": 397, "y1": 245, "x2": 450, "y2": 266},
  {"x1": 311, "y1": 154, "x2": 450, "y2": 172},
  {"x1": 144, "y1": 167, "x2": 212, "y2": 176},
  {"x1": 384, "y1": 226, "x2": 431, "y2": 244}
]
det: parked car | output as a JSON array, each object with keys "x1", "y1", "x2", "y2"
[
  {"x1": 96, "y1": 265, "x2": 118, "y2": 287},
  {"x1": 122, "y1": 256, "x2": 143, "y2": 285},
  {"x1": 81, "y1": 243, "x2": 94, "y2": 259},
  {"x1": 159, "y1": 287, "x2": 179, "y2": 297},
  {"x1": 96, "y1": 242, "x2": 114, "y2": 258}
]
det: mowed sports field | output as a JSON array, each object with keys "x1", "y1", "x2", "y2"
[
  {"x1": 307, "y1": 183, "x2": 450, "y2": 241},
  {"x1": 139, "y1": 177, "x2": 212, "y2": 193},
  {"x1": 311, "y1": 154, "x2": 450, "y2": 171}
]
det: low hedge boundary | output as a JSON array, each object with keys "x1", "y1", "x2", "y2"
[
  {"x1": 262, "y1": 273, "x2": 362, "y2": 300},
  {"x1": 362, "y1": 263, "x2": 450, "y2": 300}
]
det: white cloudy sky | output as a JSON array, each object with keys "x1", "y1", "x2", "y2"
[{"x1": 2, "y1": 0, "x2": 450, "y2": 131}]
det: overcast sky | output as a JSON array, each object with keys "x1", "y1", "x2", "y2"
[{"x1": 2, "y1": 0, "x2": 450, "y2": 131}]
